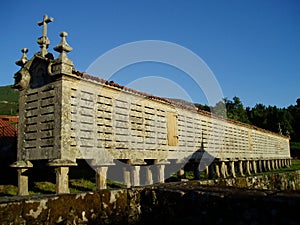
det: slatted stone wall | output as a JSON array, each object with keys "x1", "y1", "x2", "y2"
[
  {"x1": 53, "y1": 76, "x2": 290, "y2": 165},
  {"x1": 17, "y1": 82, "x2": 61, "y2": 161}
]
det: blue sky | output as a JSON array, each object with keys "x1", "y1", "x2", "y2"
[{"x1": 0, "y1": 0, "x2": 299, "y2": 108}]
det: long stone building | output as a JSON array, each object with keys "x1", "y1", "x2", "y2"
[{"x1": 11, "y1": 15, "x2": 291, "y2": 195}]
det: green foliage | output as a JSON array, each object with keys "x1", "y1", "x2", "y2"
[
  {"x1": 196, "y1": 97, "x2": 300, "y2": 143},
  {"x1": 0, "y1": 85, "x2": 19, "y2": 102},
  {"x1": 0, "y1": 85, "x2": 19, "y2": 115}
]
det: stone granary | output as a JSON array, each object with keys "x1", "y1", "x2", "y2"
[{"x1": 11, "y1": 15, "x2": 291, "y2": 195}]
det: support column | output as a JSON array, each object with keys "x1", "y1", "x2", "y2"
[
  {"x1": 271, "y1": 160, "x2": 275, "y2": 170},
  {"x1": 10, "y1": 161, "x2": 33, "y2": 196},
  {"x1": 123, "y1": 168, "x2": 131, "y2": 188},
  {"x1": 55, "y1": 167, "x2": 70, "y2": 194},
  {"x1": 267, "y1": 160, "x2": 272, "y2": 171},
  {"x1": 238, "y1": 161, "x2": 245, "y2": 176},
  {"x1": 245, "y1": 160, "x2": 251, "y2": 175},
  {"x1": 275, "y1": 159, "x2": 279, "y2": 170},
  {"x1": 205, "y1": 166, "x2": 209, "y2": 179},
  {"x1": 230, "y1": 161, "x2": 236, "y2": 178},
  {"x1": 220, "y1": 161, "x2": 227, "y2": 178},
  {"x1": 252, "y1": 160, "x2": 257, "y2": 174},
  {"x1": 278, "y1": 159, "x2": 282, "y2": 168},
  {"x1": 95, "y1": 166, "x2": 108, "y2": 190},
  {"x1": 145, "y1": 166, "x2": 153, "y2": 185},
  {"x1": 131, "y1": 166, "x2": 141, "y2": 187},
  {"x1": 214, "y1": 163, "x2": 221, "y2": 178},
  {"x1": 258, "y1": 160, "x2": 263, "y2": 173},
  {"x1": 17, "y1": 168, "x2": 30, "y2": 196},
  {"x1": 156, "y1": 164, "x2": 165, "y2": 183},
  {"x1": 263, "y1": 160, "x2": 267, "y2": 171},
  {"x1": 48, "y1": 159, "x2": 77, "y2": 194}
]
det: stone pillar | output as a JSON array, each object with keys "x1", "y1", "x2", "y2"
[
  {"x1": 17, "y1": 168, "x2": 30, "y2": 196},
  {"x1": 230, "y1": 161, "x2": 236, "y2": 178},
  {"x1": 238, "y1": 161, "x2": 245, "y2": 176},
  {"x1": 131, "y1": 166, "x2": 141, "y2": 187},
  {"x1": 275, "y1": 159, "x2": 279, "y2": 170},
  {"x1": 263, "y1": 160, "x2": 267, "y2": 171},
  {"x1": 48, "y1": 159, "x2": 77, "y2": 194},
  {"x1": 252, "y1": 160, "x2": 257, "y2": 174},
  {"x1": 156, "y1": 164, "x2": 165, "y2": 183},
  {"x1": 55, "y1": 167, "x2": 70, "y2": 194},
  {"x1": 220, "y1": 161, "x2": 227, "y2": 178},
  {"x1": 10, "y1": 161, "x2": 33, "y2": 196},
  {"x1": 205, "y1": 166, "x2": 209, "y2": 178},
  {"x1": 271, "y1": 160, "x2": 275, "y2": 170},
  {"x1": 214, "y1": 163, "x2": 221, "y2": 178},
  {"x1": 123, "y1": 168, "x2": 131, "y2": 188},
  {"x1": 245, "y1": 161, "x2": 251, "y2": 175},
  {"x1": 145, "y1": 166, "x2": 153, "y2": 185},
  {"x1": 258, "y1": 160, "x2": 263, "y2": 173},
  {"x1": 95, "y1": 166, "x2": 108, "y2": 190},
  {"x1": 267, "y1": 160, "x2": 272, "y2": 171},
  {"x1": 278, "y1": 159, "x2": 282, "y2": 168}
]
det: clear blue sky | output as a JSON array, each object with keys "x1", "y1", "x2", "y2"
[{"x1": 0, "y1": 0, "x2": 299, "y2": 108}]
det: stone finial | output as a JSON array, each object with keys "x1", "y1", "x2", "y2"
[
  {"x1": 48, "y1": 31, "x2": 74, "y2": 76},
  {"x1": 37, "y1": 14, "x2": 54, "y2": 57},
  {"x1": 15, "y1": 48, "x2": 29, "y2": 67},
  {"x1": 54, "y1": 31, "x2": 73, "y2": 63}
]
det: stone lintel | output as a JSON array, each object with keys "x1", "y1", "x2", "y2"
[
  {"x1": 155, "y1": 159, "x2": 170, "y2": 165},
  {"x1": 10, "y1": 160, "x2": 33, "y2": 169},
  {"x1": 48, "y1": 159, "x2": 77, "y2": 167},
  {"x1": 129, "y1": 159, "x2": 147, "y2": 166},
  {"x1": 90, "y1": 159, "x2": 115, "y2": 167}
]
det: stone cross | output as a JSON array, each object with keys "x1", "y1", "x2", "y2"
[
  {"x1": 37, "y1": 15, "x2": 54, "y2": 57},
  {"x1": 38, "y1": 14, "x2": 54, "y2": 37}
]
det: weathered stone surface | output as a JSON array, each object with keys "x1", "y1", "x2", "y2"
[{"x1": 1, "y1": 171, "x2": 300, "y2": 225}]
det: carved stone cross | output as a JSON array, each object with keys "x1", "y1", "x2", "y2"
[
  {"x1": 37, "y1": 15, "x2": 54, "y2": 57},
  {"x1": 38, "y1": 14, "x2": 54, "y2": 38}
]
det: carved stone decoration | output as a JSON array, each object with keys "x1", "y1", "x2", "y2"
[
  {"x1": 13, "y1": 67, "x2": 31, "y2": 91},
  {"x1": 15, "y1": 48, "x2": 29, "y2": 67},
  {"x1": 36, "y1": 14, "x2": 54, "y2": 58},
  {"x1": 49, "y1": 31, "x2": 74, "y2": 76}
]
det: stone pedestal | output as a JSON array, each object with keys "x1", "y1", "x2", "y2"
[
  {"x1": 55, "y1": 167, "x2": 70, "y2": 194},
  {"x1": 230, "y1": 161, "x2": 236, "y2": 178},
  {"x1": 95, "y1": 166, "x2": 108, "y2": 190},
  {"x1": 245, "y1": 161, "x2": 251, "y2": 175},
  {"x1": 252, "y1": 161, "x2": 257, "y2": 174},
  {"x1": 131, "y1": 166, "x2": 141, "y2": 187},
  {"x1": 48, "y1": 159, "x2": 77, "y2": 194},
  {"x1": 123, "y1": 168, "x2": 131, "y2": 188},
  {"x1": 17, "y1": 168, "x2": 30, "y2": 196},
  {"x1": 156, "y1": 164, "x2": 165, "y2": 183},
  {"x1": 258, "y1": 160, "x2": 263, "y2": 173},
  {"x1": 271, "y1": 160, "x2": 275, "y2": 170},
  {"x1": 11, "y1": 160, "x2": 33, "y2": 196},
  {"x1": 220, "y1": 161, "x2": 227, "y2": 178},
  {"x1": 215, "y1": 163, "x2": 221, "y2": 178},
  {"x1": 267, "y1": 160, "x2": 271, "y2": 171},
  {"x1": 238, "y1": 161, "x2": 245, "y2": 176},
  {"x1": 145, "y1": 166, "x2": 153, "y2": 185}
]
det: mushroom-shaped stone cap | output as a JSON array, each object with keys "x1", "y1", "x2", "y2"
[
  {"x1": 54, "y1": 31, "x2": 73, "y2": 53},
  {"x1": 15, "y1": 48, "x2": 29, "y2": 67}
]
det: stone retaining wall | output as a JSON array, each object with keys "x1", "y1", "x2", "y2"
[{"x1": 1, "y1": 171, "x2": 300, "y2": 225}]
